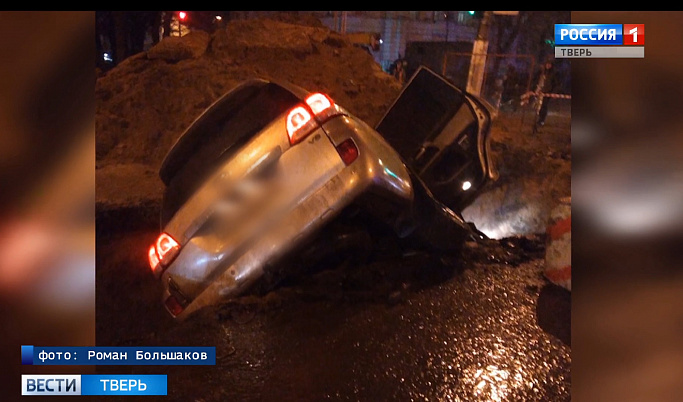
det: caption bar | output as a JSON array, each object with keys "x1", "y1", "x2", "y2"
[
  {"x1": 22, "y1": 374, "x2": 167, "y2": 396},
  {"x1": 555, "y1": 46, "x2": 644, "y2": 58},
  {"x1": 22, "y1": 345, "x2": 216, "y2": 365}
]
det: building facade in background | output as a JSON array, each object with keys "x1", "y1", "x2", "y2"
[
  {"x1": 316, "y1": 11, "x2": 479, "y2": 70},
  {"x1": 235, "y1": 11, "x2": 480, "y2": 70}
]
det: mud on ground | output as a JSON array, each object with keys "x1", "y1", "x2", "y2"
[{"x1": 96, "y1": 228, "x2": 570, "y2": 401}]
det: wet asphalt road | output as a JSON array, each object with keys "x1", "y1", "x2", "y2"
[{"x1": 97, "y1": 231, "x2": 570, "y2": 401}]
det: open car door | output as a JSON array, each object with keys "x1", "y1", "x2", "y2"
[{"x1": 375, "y1": 66, "x2": 497, "y2": 211}]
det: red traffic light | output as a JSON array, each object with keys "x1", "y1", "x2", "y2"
[{"x1": 178, "y1": 11, "x2": 187, "y2": 21}]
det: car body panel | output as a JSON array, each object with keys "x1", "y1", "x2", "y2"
[
  {"x1": 157, "y1": 83, "x2": 416, "y2": 319},
  {"x1": 160, "y1": 123, "x2": 344, "y2": 298}
]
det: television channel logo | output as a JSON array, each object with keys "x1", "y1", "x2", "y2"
[
  {"x1": 554, "y1": 23, "x2": 644, "y2": 58},
  {"x1": 555, "y1": 24, "x2": 623, "y2": 45},
  {"x1": 623, "y1": 24, "x2": 645, "y2": 45}
]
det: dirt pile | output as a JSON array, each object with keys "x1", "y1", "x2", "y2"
[{"x1": 96, "y1": 19, "x2": 401, "y2": 171}]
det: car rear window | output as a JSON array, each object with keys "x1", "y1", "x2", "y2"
[{"x1": 160, "y1": 81, "x2": 301, "y2": 226}]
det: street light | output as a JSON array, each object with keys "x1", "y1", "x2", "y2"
[{"x1": 178, "y1": 11, "x2": 187, "y2": 21}]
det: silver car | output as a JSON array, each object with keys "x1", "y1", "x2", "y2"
[{"x1": 149, "y1": 73, "x2": 491, "y2": 319}]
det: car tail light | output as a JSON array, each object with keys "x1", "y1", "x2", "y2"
[
  {"x1": 306, "y1": 92, "x2": 339, "y2": 123},
  {"x1": 164, "y1": 295, "x2": 184, "y2": 317},
  {"x1": 286, "y1": 106, "x2": 315, "y2": 145},
  {"x1": 156, "y1": 233, "x2": 179, "y2": 260},
  {"x1": 286, "y1": 93, "x2": 341, "y2": 145},
  {"x1": 335, "y1": 138, "x2": 359, "y2": 165},
  {"x1": 148, "y1": 246, "x2": 160, "y2": 271},
  {"x1": 306, "y1": 92, "x2": 331, "y2": 113},
  {"x1": 148, "y1": 233, "x2": 180, "y2": 272}
]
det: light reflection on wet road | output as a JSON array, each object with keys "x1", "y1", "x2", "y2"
[{"x1": 98, "y1": 234, "x2": 570, "y2": 401}]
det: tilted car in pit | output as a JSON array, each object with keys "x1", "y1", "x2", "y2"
[{"x1": 148, "y1": 68, "x2": 495, "y2": 319}]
